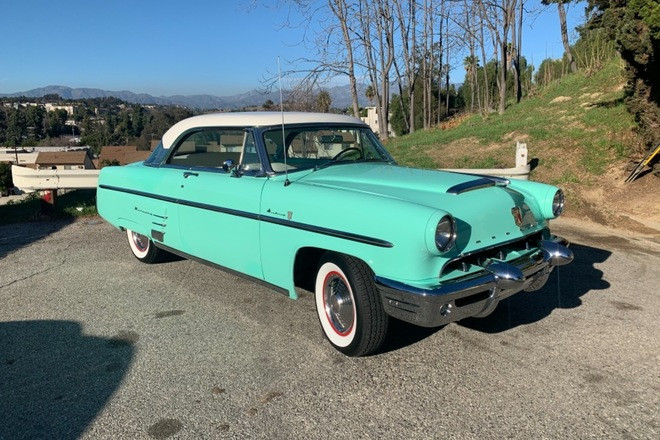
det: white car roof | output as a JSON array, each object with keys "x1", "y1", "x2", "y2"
[{"x1": 161, "y1": 112, "x2": 367, "y2": 149}]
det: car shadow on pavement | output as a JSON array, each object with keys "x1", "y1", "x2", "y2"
[
  {"x1": 460, "y1": 242, "x2": 611, "y2": 333},
  {"x1": 0, "y1": 219, "x2": 74, "y2": 260},
  {"x1": 0, "y1": 320, "x2": 134, "y2": 439},
  {"x1": 380, "y1": 319, "x2": 443, "y2": 354}
]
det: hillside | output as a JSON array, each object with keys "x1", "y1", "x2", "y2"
[{"x1": 386, "y1": 59, "x2": 660, "y2": 234}]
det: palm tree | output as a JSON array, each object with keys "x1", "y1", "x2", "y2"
[
  {"x1": 463, "y1": 55, "x2": 479, "y2": 112},
  {"x1": 365, "y1": 85, "x2": 375, "y2": 105}
]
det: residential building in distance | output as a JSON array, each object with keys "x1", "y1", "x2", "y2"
[
  {"x1": 0, "y1": 146, "x2": 92, "y2": 169},
  {"x1": 98, "y1": 146, "x2": 152, "y2": 167},
  {"x1": 35, "y1": 150, "x2": 95, "y2": 170},
  {"x1": 360, "y1": 106, "x2": 394, "y2": 138}
]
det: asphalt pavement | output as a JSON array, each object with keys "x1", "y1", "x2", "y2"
[{"x1": 0, "y1": 217, "x2": 658, "y2": 439}]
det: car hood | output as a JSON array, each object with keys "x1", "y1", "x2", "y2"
[
  {"x1": 298, "y1": 163, "x2": 503, "y2": 206},
  {"x1": 295, "y1": 163, "x2": 546, "y2": 250}
]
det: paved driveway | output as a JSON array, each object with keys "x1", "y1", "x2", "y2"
[{"x1": 0, "y1": 218, "x2": 658, "y2": 439}]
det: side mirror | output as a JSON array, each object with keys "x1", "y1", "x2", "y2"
[{"x1": 222, "y1": 159, "x2": 236, "y2": 173}]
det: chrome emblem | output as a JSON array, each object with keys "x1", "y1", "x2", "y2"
[{"x1": 511, "y1": 207, "x2": 523, "y2": 227}]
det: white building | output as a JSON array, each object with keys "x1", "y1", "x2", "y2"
[
  {"x1": 44, "y1": 103, "x2": 75, "y2": 116},
  {"x1": 360, "y1": 106, "x2": 395, "y2": 138}
]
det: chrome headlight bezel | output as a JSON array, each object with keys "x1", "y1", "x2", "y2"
[
  {"x1": 435, "y1": 215, "x2": 457, "y2": 253},
  {"x1": 552, "y1": 189, "x2": 565, "y2": 217}
]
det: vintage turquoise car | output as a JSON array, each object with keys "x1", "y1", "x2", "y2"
[{"x1": 97, "y1": 112, "x2": 573, "y2": 356}]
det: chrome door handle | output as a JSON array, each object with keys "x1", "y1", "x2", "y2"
[{"x1": 183, "y1": 171, "x2": 199, "y2": 178}]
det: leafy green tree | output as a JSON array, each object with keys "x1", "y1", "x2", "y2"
[
  {"x1": 0, "y1": 109, "x2": 7, "y2": 144},
  {"x1": 131, "y1": 105, "x2": 145, "y2": 137},
  {"x1": 365, "y1": 86, "x2": 375, "y2": 104},
  {"x1": 0, "y1": 162, "x2": 13, "y2": 194},
  {"x1": 100, "y1": 159, "x2": 121, "y2": 167},
  {"x1": 25, "y1": 105, "x2": 46, "y2": 140},
  {"x1": 6, "y1": 108, "x2": 26, "y2": 146},
  {"x1": 587, "y1": 0, "x2": 660, "y2": 150},
  {"x1": 45, "y1": 109, "x2": 68, "y2": 138}
]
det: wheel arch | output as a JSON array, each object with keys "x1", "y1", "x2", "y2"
[{"x1": 293, "y1": 247, "x2": 376, "y2": 292}]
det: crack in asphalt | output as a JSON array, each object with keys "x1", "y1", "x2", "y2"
[
  {"x1": 0, "y1": 243, "x2": 72, "y2": 291},
  {"x1": 0, "y1": 260, "x2": 66, "y2": 291}
]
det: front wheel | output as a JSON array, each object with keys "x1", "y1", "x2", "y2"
[
  {"x1": 315, "y1": 253, "x2": 388, "y2": 356},
  {"x1": 126, "y1": 229, "x2": 166, "y2": 264}
]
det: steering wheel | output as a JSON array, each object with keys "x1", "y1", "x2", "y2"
[{"x1": 331, "y1": 147, "x2": 363, "y2": 161}]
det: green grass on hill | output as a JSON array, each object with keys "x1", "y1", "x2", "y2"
[{"x1": 385, "y1": 59, "x2": 638, "y2": 186}]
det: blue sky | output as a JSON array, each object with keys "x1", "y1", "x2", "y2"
[{"x1": 1, "y1": 0, "x2": 587, "y2": 97}]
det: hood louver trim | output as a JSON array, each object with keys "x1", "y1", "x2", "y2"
[{"x1": 447, "y1": 176, "x2": 510, "y2": 195}]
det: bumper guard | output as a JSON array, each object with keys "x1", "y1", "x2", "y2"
[{"x1": 375, "y1": 237, "x2": 573, "y2": 327}]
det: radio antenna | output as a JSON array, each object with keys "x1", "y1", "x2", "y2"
[{"x1": 278, "y1": 57, "x2": 291, "y2": 187}]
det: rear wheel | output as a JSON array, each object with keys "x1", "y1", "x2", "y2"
[
  {"x1": 126, "y1": 229, "x2": 165, "y2": 264},
  {"x1": 314, "y1": 253, "x2": 388, "y2": 356}
]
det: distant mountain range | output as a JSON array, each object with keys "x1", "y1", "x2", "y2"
[{"x1": 0, "y1": 84, "x2": 369, "y2": 110}]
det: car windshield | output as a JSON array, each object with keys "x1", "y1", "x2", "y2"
[{"x1": 262, "y1": 126, "x2": 394, "y2": 173}]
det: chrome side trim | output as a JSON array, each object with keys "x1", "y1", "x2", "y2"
[
  {"x1": 99, "y1": 184, "x2": 392, "y2": 248},
  {"x1": 261, "y1": 215, "x2": 393, "y2": 248}
]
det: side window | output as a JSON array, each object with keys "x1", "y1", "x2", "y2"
[{"x1": 167, "y1": 129, "x2": 243, "y2": 170}]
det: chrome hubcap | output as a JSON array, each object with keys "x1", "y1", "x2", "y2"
[
  {"x1": 324, "y1": 275, "x2": 354, "y2": 333},
  {"x1": 131, "y1": 231, "x2": 148, "y2": 252}
]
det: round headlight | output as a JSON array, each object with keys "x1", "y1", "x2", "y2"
[
  {"x1": 435, "y1": 215, "x2": 457, "y2": 253},
  {"x1": 552, "y1": 189, "x2": 565, "y2": 217}
]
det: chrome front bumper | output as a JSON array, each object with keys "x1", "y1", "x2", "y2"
[{"x1": 375, "y1": 238, "x2": 573, "y2": 327}]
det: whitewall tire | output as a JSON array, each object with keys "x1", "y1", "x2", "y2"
[
  {"x1": 126, "y1": 229, "x2": 165, "y2": 264},
  {"x1": 314, "y1": 253, "x2": 388, "y2": 356}
]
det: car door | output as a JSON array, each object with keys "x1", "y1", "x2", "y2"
[{"x1": 167, "y1": 129, "x2": 267, "y2": 279}]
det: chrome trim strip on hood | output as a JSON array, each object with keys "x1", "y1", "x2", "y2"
[{"x1": 446, "y1": 176, "x2": 510, "y2": 195}]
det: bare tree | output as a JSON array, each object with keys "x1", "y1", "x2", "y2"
[
  {"x1": 436, "y1": 0, "x2": 446, "y2": 124},
  {"x1": 328, "y1": 0, "x2": 362, "y2": 116},
  {"x1": 477, "y1": 5, "x2": 491, "y2": 113},
  {"x1": 542, "y1": 0, "x2": 577, "y2": 73},
  {"x1": 510, "y1": 0, "x2": 522, "y2": 103},
  {"x1": 356, "y1": 0, "x2": 396, "y2": 139},
  {"x1": 477, "y1": 0, "x2": 517, "y2": 115},
  {"x1": 260, "y1": 1, "x2": 361, "y2": 116},
  {"x1": 463, "y1": 1, "x2": 481, "y2": 112},
  {"x1": 393, "y1": 0, "x2": 417, "y2": 133}
]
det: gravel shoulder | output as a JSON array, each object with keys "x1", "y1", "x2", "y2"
[{"x1": 0, "y1": 218, "x2": 658, "y2": 439}]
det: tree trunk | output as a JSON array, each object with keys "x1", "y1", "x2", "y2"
[
  {"x1": 478, "y1": 10, "x2": 490, "y2": 113},
  {"x1": 517, "y1": 0, "x2": 523, "y2": 102},
  {"x1": 329, "y1": 0, "x2": 361, "y2": 117},
  {"x1": 445, "y1": 14, "x2": 450, "y2": 118},
  {"x1": 511, "y1": 1, "x2": 521, "y2": 103},
  {"x1": 437, "y1": 0, "x2": 445, "y2": 124},
  {"x1": 558, "y1": 1, "x2": 577, "y2": 73}
]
